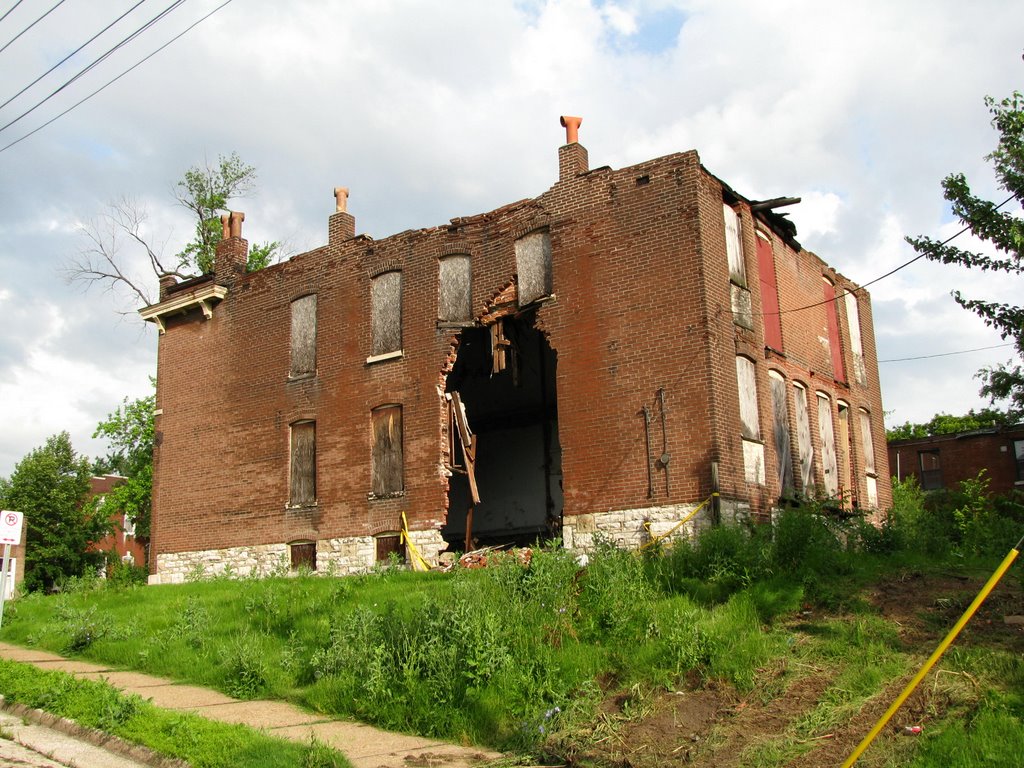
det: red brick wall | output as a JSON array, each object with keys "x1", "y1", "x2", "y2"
[
  {"x1": 150, "y1": 144, "x2": 892, "y2": 567},
  {"x1": 889, "y1": 429, "x2": 1024, "y2": 495}
]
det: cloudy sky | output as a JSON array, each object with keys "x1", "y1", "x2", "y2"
[{"x1": 0, "y1": 0, "x2": 1021, "y2": 477}]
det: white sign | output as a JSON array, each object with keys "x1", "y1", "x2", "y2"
[{"x1": 0, "y1": 511, "x2": 24, "y2": 546}]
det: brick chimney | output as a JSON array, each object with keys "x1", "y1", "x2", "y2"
[
  {"x1": 329, "y1": 187, "x2": 355, "y2": 243},
  {"x1": 158, "y1": 273, "x2": 177, "y2": 300},
  {"x1": 214, "y1": 211, "x2": 248, "y2": 280},
  {"x1": 558, "y1": 115, "x2": 588, "y2": 181}
]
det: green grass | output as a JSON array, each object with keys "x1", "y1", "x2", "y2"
[
  {"x1": 0, "y1": 658, "x2": 349, "y2": 767},
  {"x1": 2, "y1": 490, "x2": 1023, "y2": 765}
]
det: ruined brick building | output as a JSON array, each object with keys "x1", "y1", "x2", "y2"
[{"x1": 142, "y1": 117, "x2": 891, "y2": 582}]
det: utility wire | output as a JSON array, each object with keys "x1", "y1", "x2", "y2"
[
  {"x1": 0, "y1": 0, "x2": 27, "y2": 26},
  {"x1": 0, "y1": 0, "x2": 147, "y2": 113},
  {"x1": 766, "y1": 193, "x2": 1017, "y2": 316},
  {"x1": 0, "y1": 0, "x2": 67, "y2": 55},
  {"x1": 0, "y1": 0, "x2": 232, "y2": 154},
  {"x1": 0, "y1": 0, "x2": 187, "y2": 135},
  {"x1": 878, "y1": 342, "x2": 1013, "y2": 363}
]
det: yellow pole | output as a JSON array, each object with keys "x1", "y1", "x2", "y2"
[{"x1": 840, "y1": 536, "x2": 1022, "y2": 768}]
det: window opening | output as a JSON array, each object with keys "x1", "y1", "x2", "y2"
[
  {"x1": 290, "y1": 294, "x2": 317, "y2": 377},
  {"x1": 736, "y1": 356, "x2": 764, "y2": 484},
  {"x1": 1015, "y1": 440, "x2": 1024, "y2": 482},
  {"x1": 836, "y1": 402, "x2": 854, "y2": 507},
  {"x1": 375, "y1": 534, "x2": 406, "y2": 564},
  {"x1": 816, "y1": 393, "x2": 838, "y2": 497},
  {"x1": 289, "y1": 421, "x2": 316, "y2": 507},
  {"x1": 822, "y1": 278, "x2": 846, "y2": 384},
  {"x1": 371, "y1": 405, "x2": 403, "y2": 497},
  {"x1": 793, "y1": 383, "x2": 814, "y2": 491},
  {"x1": 859, "y1": 408, "x2": 878, "y2": 506},
  {"x1": 756, "y1": 233, "x2": 784, "y2": 351},
  {"x1": 844, "y1": 292, "x2": 866, "y2": 385},
  {"x1": 371, "y1": 271, "x2": 402, "y2": 357},
  {"x1": 516, "y1": 231, "x2": 552, "y2": 306},
  {"x1": 439, "y1": 255, "x2": 472, "y2": 322},
  {"x1": 290, "y1": 541, "x2": 316, "y2": 571},
  {"x1": 919, "y1": 449, "x2": 942, "y2": 491},
  {"x1": 724, "y1": 204, "x2": 753, "y2": 329},
  {"x1": 769, "y1": 371, "x2": 794, "y2": 496}
]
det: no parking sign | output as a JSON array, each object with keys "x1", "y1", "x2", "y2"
[{"x1": 0, "y1": 511, "x2": 23, "y2": 545}]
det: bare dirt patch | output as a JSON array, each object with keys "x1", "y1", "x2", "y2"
[{"x1": 551, "y1": 571, "x2": 1022, "y2": 767}]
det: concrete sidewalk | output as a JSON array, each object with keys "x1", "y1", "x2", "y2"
[{"x1": 0, "y1": 643, "x2": 500, "y2": 768}]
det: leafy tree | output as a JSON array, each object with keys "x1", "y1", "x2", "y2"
[
  {"x1": 907, "y1": 89, "x2": 1024, "y2": 419},
  {"x1": 886, "y1": 406, "x2": 1013, "y2": 441},
  {"x1": 67, "y1": 152, "x2": 281, "y2": 310},
  {"x1": 93, "y1": 387, "x2": 155, "y2": 543},
  {"x1": 0, "y1": 433, "x2": 109, "y2": 592}
]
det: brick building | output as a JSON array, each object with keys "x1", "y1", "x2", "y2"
[
  {"x1": 888, "y1": 426, "x2": 1024, "y2": 494},
  {"x1": 87, "y1": 474, "x2": 147, "y2": 569},
  {"x1": 141, "y1": 118, "x2": 890, "y2": 583}
]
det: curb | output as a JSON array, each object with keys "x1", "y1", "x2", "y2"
[{"x1": 0, "y1": 697, "x2": 190, "y2": 768}]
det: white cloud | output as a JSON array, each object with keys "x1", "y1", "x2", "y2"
[{"x1": 1, "y1": 0, "x2": 1023, "y2": 475}]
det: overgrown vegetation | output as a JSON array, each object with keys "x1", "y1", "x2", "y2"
[{"x1": 2, "y1": 480, "x2": 1022, "y2": 766}]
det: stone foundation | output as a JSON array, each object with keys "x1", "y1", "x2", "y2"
[
  {"x1": 151, "y1": 528, "x2": 450, "y2": 584},
  {"x1": 562, "y1": 499, "x2": 748, "y2": 553}
]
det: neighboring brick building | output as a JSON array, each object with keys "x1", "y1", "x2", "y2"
[
  {"x1": 141, "y1": 118, "x2": 890, "y2": 583},
  {"x1": 888, "y1": 426, "x2": 1024, "y2": 494},
  {"x1": 87, "y1": 474, "x2": 148, "y2": 569}
]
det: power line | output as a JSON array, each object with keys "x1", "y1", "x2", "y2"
[
  {"x1": 878, "y1": 342, "x2": 1014, "y2": 364},
  {"x1": 0, "y1": 0, "x2": 188, "y2": 135},
  {"x1": 0, "y1": 0, "x2": 147, "y2": 113},
  {"x1": 766, "y1": 193, "x2": 1017, "y2": 316},
  {"x1": 0, "y1": 0, "x2": 233, "y2": 154},
  {"x1": 0, "y1": 1, "x2": 27, "y2": 26},
  {"x1": 0, "y1": 0, "x2": 67, "y2": 56}
]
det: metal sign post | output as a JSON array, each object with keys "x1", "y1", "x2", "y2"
[{"x1": 0, "y1": 510, "x2": 25, "y2": 630}]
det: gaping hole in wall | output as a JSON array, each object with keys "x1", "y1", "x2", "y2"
[{"x1": 442, "y1": 311, "x2": 562, "y2": 550}]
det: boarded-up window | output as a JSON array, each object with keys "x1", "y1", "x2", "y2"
[
  {"x1": 860, "y1": 409, "x2": 878, "y2": 506},
  {"x1": 439, "y1": 255, "x2": 472, "y2": 322},
  {"x1": 794, "y1": 383, "x2": 814, "y2": 490},
  {"x1": 371, "y1": 271, "x2": 402, "y2": 356},
  {"x1": 516, "y1": 231, "x2": 552, "y2": 306},
  {"x1": 822, "y1": 279, "x2": 846, "y2": 384},
  {"x1": 375, "y1": 534, "x2": 406, "y2": 564},
  {"x1": 736, "y1": 356, "x2": 760, "y2": 439},
  {"x1": 844, "y1": 291, "x2": 866, "y2": 385},
  {"x1": 837, "y1": 402, "x2": 854, "y2": 505},
  {"x1": 769, "y1": 371, "x2": 794, "y2": 494},
  {"x1": 817, "y1": 393, "x2": 838, "y2": 497},
  {"x1": 289, "y1": 421, "x2": 316, "y2": 507},
  {"x1": 371, "y1": 405, "x2": 403, "y2": 496},
  {"x1": 290, "y1": 541, "x2": 316, "y2": 571},
  {"x1": 723, "y1": 204, "x2": 746, "y2": 285},
  {"x1": 736, "y1": 356, "x2": 764, "y2": 484},
  {"x1": 290, "y1": 294, "x2": 317, "y2": 377},
  {"x1": 756, "y1": 233, "x2": 783, "y2": 351}
]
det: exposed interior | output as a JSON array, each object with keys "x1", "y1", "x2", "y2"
[{"x1": 442, "y1": 311, "x2": 562, "y2": 549}]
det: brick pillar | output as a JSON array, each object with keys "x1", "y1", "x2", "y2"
[
  {"x1": 559, "y1": 143, "x2": 589, "y2": 181},
  {"x1": 214, "y1": 211, "x2": 248, "y2": 281}
]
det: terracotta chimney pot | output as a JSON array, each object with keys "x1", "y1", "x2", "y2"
[
  {"x1": 560, "y1": 115, "x2": 582, "y2": 144},
  {"x1": 229, "y1": 211, "x2": 245, "y2": 239},
  {"x1": 220, "y1": 214, "x2": 230, "y2": 239},
  {"x1": 334, "y1": 187, "x2": 350, "y2": 213}
]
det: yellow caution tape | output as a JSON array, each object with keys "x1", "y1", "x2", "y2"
[
  {"x1": 638, "y1": 495, "x2": 713, "y2": 552},
  {"x1": 400, "y1": 511, "x2": 432, "y2": 572}
]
